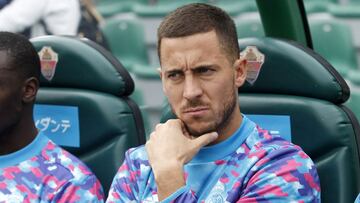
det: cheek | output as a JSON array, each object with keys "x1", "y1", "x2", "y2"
[
  {"x1": 205, "y1": 78, "x2": 234, "y2": 100},
  {"x1": 0, "y1": 95, "x2": 22, "y2": 127},
  {"x1": 164, "y1": 83, "x2": 183, "y2": 102},
  {"x1": 206, "y1": 82, "x2": 235, "y2": 112},
  {"x1": 165, "y1": 89, "x2": 182, "y2": 115},
  {"x1": 1, "y1": 97, "x2": 21, "y2": 113},
  {"x1": 0, "y1": 89, "x2": 23, "y2": 111}
]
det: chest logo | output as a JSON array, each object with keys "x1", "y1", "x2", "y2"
[{"x1": 206, "y1": 183, "x2": 226, "y2": 203}]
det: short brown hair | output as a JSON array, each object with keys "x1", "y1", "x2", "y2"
[{"x1": 157, "y1": 3, "x2": 239, "y2": 64}]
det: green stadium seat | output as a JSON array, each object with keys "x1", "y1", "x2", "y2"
[
  {"x1": 101, "y1": 18, "x2": 149, "y2": 72},
  {"x1": 132, "y1": 63, "x2": 160, "y2": 79},
  {"x1": 161, "y1": 37, "x2": 360, "y2": 203},
  {"x1": 345, "y1": 84, "x2": 360, "y2": 123},
  {"x1": 303, "y1": 0, "x2": 337, "y2": 13},
  {"x1": 309, "y1": 19, "x2": 359, "y2": 78},
  {"x1": 348, "y1": 70, "x2": 360, "y2": 86},
  {"x1": 130, "y1": 87, "x2": 152, "y2": 136},
  {"x1": 236, "y1": 19, "x2": 264, "y2": 38},
  {"x1": 31, "y1": 36, "x2": 147, "y2": 195},
  {"x1": 329, "y1": 2, "x2": 360, "y2": 18},
  {"x1": 101, "y1": 18, "x2": 161, "y2": 79},
  {"x1": 210, "y1": 0, "x2": 258, "y2": 16},
  {"x1": 133, "y1": 0, "x2": 206, "y2": 17},
  {"x1": 93, "y1": 0, "x2": 134, "y2": 18}
]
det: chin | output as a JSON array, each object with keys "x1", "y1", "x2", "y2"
[{"x1": 186, "y1": 122, "x2": 216, "y2": 137}]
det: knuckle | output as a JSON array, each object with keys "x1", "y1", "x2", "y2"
[
  {"x1": 167, "y1": 119, "x2": 176, "y2": 123},
  {"x1": 155, "y1": 124, "x2": 162, "y2": 130},
  {"x1": 149, "y1": 132, "x2": 156, "y2": 139},
  {"x1": 167, "y1": 119, "x2": 180, "y2": 125},
  {"x1": 145, "y1": 140, "x2": 152, "y2": 149}
]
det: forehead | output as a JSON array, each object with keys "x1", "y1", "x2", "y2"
[
  {"x1": 0, "y1": 50, "x2": 11, "y2": 70},
  {"x1": 0, "y1": 50, "x2": 17, "y2": 79},
  {"x1": 159, "y1": 31, "x2": 229, "y2": 69}
]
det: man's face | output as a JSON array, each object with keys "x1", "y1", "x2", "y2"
[
  {"x1": 0, "y1": 51, "x2": 23, "y2": 136},
  {"x1": 159, "y1": 31, "x2": 246, "y2": 136}
]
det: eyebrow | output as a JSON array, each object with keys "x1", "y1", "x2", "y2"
[
  {"x1": 192, "y1": 64, "x2": 214, "y2": 70},
  {"x1": 164, "y1": 69, "x2": 183, "y2": 76},
  {"x1": 164, "y1": 64, "x2": 217, "y2": 73}
]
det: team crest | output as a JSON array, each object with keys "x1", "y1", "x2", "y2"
[
  {"x1": 240, "y1": 46, "x2": 265, "y2": 85},
  {"x1": 38, "y1": 46, "x2": 58, "y2": 81},
  {"x1": 206, "y1": 182, "x2": 226, "y2": 203}
]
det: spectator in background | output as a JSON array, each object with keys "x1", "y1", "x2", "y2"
[
  {"x1": 78, "y1": 0, "x2": 109, "y2": 49},
  {"x1": 0, "y1": 0, "x2": 80, "y2": 38},
  {"x1": 0, "y1": 31, "x2": 104, "y2": 202}
]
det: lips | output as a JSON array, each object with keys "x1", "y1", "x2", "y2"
[
  {"x1": 183, "y1": 107, "x2": 209, "y2": 113},
  {"x1": 183, "y1": 106, "x2": 209, "y2": 116}
]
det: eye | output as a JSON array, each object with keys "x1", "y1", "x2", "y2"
[
  {"x1": 195, "y1": 67, "x2": 214, "y2": 76},
  {"x1": 167, "y1": 71, "x2": 183, "y2": 81}
]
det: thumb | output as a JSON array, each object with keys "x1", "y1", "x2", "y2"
[{"x1": 193, "y1": 132, "x2": 218, "y2": 148}]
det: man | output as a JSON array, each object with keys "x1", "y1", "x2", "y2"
[
  {"x1": 0, "y1": 0, "x2": 80, "y2": 38},
  {"x1": 107, "y1": 3, "x2": 320, "y2": 202},
  {"x1": 0, "y1": 32, "x2": 104, "y2": 202}
]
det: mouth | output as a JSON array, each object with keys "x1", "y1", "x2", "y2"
[{"x1": 183, "y1": 107, "x2": 209, "y2": 117}]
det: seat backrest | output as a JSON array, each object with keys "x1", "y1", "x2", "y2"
[
  {"x1": 161, "y1": 37, "x2": 360, "y2": 203},
  {"x1": 31, "y1": 36, "x2": 146, "y2": 195},
  {"x1": 101, "y1": 18, "x2": 149, "y2": 70},
  {"x1": 346, "y1": 83, "x2": 360, "y2": 122},
  {"x1": 211, "y1": 0, "x2": 258, "y2": 16},
  {"x1": 236, "y1": 18, "x2": 265, "y2": 38},
  {"x1": 309, "y1": 19, "x2": 359, "y2": 77}
]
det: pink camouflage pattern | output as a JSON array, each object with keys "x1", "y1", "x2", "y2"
[
  {"x1": 106, "y1": 116, "x2": 320, "y2": 203},
  {"x1": 0, "y1": 134, "x2": 104, "y2": 203}
]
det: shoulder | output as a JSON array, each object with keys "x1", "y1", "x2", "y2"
[
  {"x1": 116, "y1": 145, "x2": 151, "y2": 174},
  {"x1": 110, "y1": 146, "x2": 151, "y2": 187},
  {"x1": 239, "y1": 125, "x2": 320, "y2": 200},
  {"x1": 39, "y1": 140, "x2": 94, "y2": 178},
  {"x1": 244, "y1": 124, "x2": 311, "y2": 160},
  {"x1": 125, "y1": 145, "x2": 149, "y2": 162},
  {"x1": 108, "y1": 146, "x2": 151, "y2": 201},
  {"x1": 239, "y1": 123, "x2": 319, "y2": 185},
  {"x1": 39, "y1": 141, "x2": 104, "y2": 199}
]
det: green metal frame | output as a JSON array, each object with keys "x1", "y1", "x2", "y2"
[{"x1": 256, "y1": 0, "x2": 313, "y2": 48}]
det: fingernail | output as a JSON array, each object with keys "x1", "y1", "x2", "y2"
[{"x1": 212, "y1": 132, "x2": 218, "y2": 138}]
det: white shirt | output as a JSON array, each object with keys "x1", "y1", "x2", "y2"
[{"x1": 0, "y1": 0, "x2": 80, "y2": 37}]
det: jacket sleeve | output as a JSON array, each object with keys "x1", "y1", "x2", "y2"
[
  {"x1": 52, "y1": 174, "x2": 105, "y2": 203},
  {"x1": 237, "y1": 145, "x2": 321, "y2": 203},
  {"x1": 106, "y1": 150, "x2": 141, "y2": 203},
  {"x1": 107, "y1": 149, "x2": 200, "y2": 203}
]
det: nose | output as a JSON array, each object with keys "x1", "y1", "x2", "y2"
[{"x1": 183, "y1": 75, "x2": 203, "y2": 100}]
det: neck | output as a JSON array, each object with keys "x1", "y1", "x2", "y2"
[
  {"x1": 212, "y1": 107, "x2": 242, "y2": 145},
  {"x1": 0, "y1": 108, "x2": 38, "y2": 155}
]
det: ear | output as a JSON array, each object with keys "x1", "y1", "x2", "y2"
[
  {"x1": 233, "y1": 58, "x2": 247, "y2": 88},
  {"x1": 157, "y1": 67, "x2": 162, "y2": 80},
  {"x1": 22, "y1": 77, "x2": 39, "y2": 104},
  {"x1": 158, "y1": 67, "x2": 168, "y2": 95}
]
